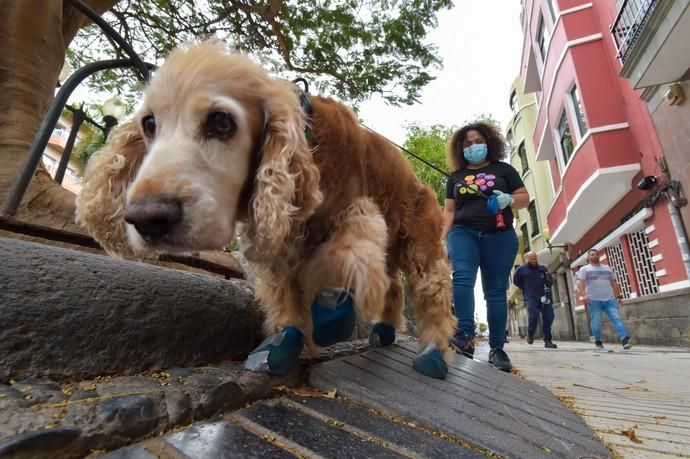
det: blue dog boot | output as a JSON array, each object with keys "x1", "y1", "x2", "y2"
[
  {"x1": 243, "y1": 327, "x2": 304, "y2": 375},
  {"x1": 413, "y1": 345, "x2": 448, "y2": 379},
  {"x1": 311, "y1": 288, "x2": 356, "y2": 347},
  {"x1": 369, "y1": 322, "x2": 396, "y2": 347}
]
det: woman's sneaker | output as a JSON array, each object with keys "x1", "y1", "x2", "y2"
[
  {"x1": 595, "y1": 340, "x2": 605, "y2": 349},
  {"x1": 488, "y1": 348, "x2": 512, "y2": 372},
  {"x1": 450, "y1": 333, "x2": 475, "y2": 359},
  {"x1": 621, "y1": 337, "x2": 633, "y2": 349}
]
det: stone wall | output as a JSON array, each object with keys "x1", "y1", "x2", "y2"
[
  {"x1": 571, "y1": 288, "x2": 690, "y2": 346},
  {"x1": 0, "y1": 237, "x2": 264, "y2": 383}
]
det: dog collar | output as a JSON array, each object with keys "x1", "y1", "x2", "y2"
[{"x1": 293, "y1": 78, "x2": 313, "y2": 144}]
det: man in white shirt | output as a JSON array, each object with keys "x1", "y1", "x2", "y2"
[{"x1": 577, "y1": 249, "x2": 632, "y2": 349}]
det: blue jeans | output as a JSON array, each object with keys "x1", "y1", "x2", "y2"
[
  {"x1": 526, "y1": 297, "x2": 554, "y2": 341},
  {"x1": 588, "y1": 298, "x2": 628, "y2": 341},
  {"x1": 448, "y1": 225, "x2": 518, "y2": 349}
]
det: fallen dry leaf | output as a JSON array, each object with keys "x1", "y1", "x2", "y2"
[
  {"x1": 621, "y1": 426, "x2": 643, "y2": 443},
  {"x1": 635, "y1": 379, "x2": 647, "y2": 384},
  {"x1": 325, "y1": 389, "x2": 337, "y2": 399},
  {"x1": 275, "y1": 385, "x2": 327, "y2": 398},
  {"x1": 607, "y1": 349, "x2": 615, "y2": 353}
]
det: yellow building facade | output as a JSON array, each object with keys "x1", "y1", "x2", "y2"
[{"x1": 505, "y1": 76, "x2": 573, "y2": 340}]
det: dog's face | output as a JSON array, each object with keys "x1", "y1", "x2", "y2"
[{"x1": 124, "y1": 43, "x2": 265, "y2": 252}]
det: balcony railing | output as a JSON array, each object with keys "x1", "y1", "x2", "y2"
[{"x1": 611, "y1": 0, "x2": 658, "y2": 64}]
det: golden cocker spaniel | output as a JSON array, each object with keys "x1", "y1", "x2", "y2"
[{"x1": 76, "y1": 41, "x2": 456, "y2": 378}]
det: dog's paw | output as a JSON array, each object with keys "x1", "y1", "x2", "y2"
[
  {"x1": 243, "y1": 327, "x2": 304, "y2": 375},
  {"x1": 413, "y1": 344, "x2": 448, "y2": 379},
  {"x1": 369, "y1": 322, "x2": 396, "y2": 347},
  {"x1": 311, "y1": 289, "x2": 356, "y2": 347}
]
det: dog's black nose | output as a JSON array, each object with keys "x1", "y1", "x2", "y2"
[{"x1": 124, "y1": 195, "x2": 183, "y2": 239}]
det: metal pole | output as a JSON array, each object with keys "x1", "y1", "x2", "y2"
[
  {"x1": 667, "y1": 200, "x2": 690, "y2": 278},
  {"x1": 54, "y1": 108, "x2": 85, "y2": 185},
  {"x1": 2, "y1": 59, "x2": 151, "y2": 216},
  {"x1": 68, "y1": 0, "x2": 151, "y2": 82}
]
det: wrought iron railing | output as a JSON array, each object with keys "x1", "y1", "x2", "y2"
[{"x1": 611, "y1": 0, "x2": 658, "y2": 64}]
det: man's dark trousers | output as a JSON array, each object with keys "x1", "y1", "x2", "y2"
[{"x1": 526, "y1": 297, "x2": 554, "y2": 341}]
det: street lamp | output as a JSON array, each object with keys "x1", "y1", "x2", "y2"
[
  {"x1": 101, "y1": 96, "x2": 126, "y2": 139},
  {"x1": 542, "y1": 226, "x2": 568, "y2": 254}
]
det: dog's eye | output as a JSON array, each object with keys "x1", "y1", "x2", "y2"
[
  {"x1": 142, "y1": 115, "x2": 156, "y2": 138},
  {"x1": 205, "y1": 112, "x2": 236, "y2": 139}
]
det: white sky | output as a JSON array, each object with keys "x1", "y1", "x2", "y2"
[
  {"x1": 358, "y1": 0, "x2": 524, "y2": 324},
  {"x1": 359, "y1": 0, "x2": 523, "y2": 142}
]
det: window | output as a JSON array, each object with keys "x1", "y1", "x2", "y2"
[
  {"x1": 521, "y1": 223, "x2": 530, "y2": 254},
  {"x1": 569, "y1": 85, "x2": 587, "y2": 137},
  {"x1": 606, "y1": 242, "x2": 632, "y2": 299},
  {"x1": 506, "y1": 129, "x2": 514, "y2": 149},
  {"x1": 518, "y1": 142, "x2": 529, "y2": 175},
  {"x1": 509, "y1": 91, "x2": 518, "y2": 115},
  {"x1": 546, "y1": 0, "x2": 557, "y2": 23},
  {"x1": 536, "y1": 16, "x2": 548, "y2": 62},
  {"x1": 627, "y1": 230, "x2": 659, "y2": 296},
  {"x1": 557, "y1": 111, "x2": 574, "y2": 166},
  {"x1": 528, "y1": 201, "x2": 540, "y2": 237}
]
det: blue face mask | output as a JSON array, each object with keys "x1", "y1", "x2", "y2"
[{"x1": 463, "y1": 144, "x2": 488, "y2": 164}]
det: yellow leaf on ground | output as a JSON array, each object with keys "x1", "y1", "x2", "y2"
[{"x1": 621, "y1": 426, "x2": 643, "y2": 443}]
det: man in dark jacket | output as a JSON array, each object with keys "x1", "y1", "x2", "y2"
[{"x1": 513, "y1": 251, "x2": 558, "y2": 348}]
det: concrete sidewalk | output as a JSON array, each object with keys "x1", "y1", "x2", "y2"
[{"x1": 476, "y1": 339, "x2": 690, "y2": 459}]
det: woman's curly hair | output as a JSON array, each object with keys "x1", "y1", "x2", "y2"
[{"x1": 446, "y1": 122, "x2": 506, "y2": 171}]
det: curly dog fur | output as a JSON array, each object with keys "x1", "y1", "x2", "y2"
[{"x1": 76, "y1": 41, "x2": 457, "y2": 360}]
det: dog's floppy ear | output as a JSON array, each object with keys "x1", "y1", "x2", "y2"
[
  {"x1": 245, "y1": 81, "x2": 322, "y2": 260},
  {"x1": 75, "y1": 120, "x2": 147, "y2": 258}
]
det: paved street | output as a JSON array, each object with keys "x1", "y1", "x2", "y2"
[{"x1": 477, "y1": 340, "x2": 690, "y2": 459}]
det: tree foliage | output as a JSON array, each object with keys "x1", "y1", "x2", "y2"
[
  {"x1": 402, "y1": 123, "x2": 454, "y2": 207},
  {"x1": 68, "y1": 0, "x2": 453, "y2": 107}
]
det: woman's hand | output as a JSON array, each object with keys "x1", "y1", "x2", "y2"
[{"x1": 492, "y1": 190, "x2": 514, "y2": 209}]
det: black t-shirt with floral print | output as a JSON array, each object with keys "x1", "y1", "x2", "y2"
[{"x1": 445, "y1": 161, "x2": 524, "y2": 231}]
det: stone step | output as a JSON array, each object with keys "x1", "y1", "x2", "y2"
[
  {"x1": 0, "y1": 340, "x2": 378, "y2": 459},
  {"x1": 97, "y1": 339, "x2": 612, "y2": 458},
  {"x1": 102, "y1": 395, "x2": 483, "y2": 458}
]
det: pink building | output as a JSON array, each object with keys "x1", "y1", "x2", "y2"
[{"x1": 518, "y1": 0, "x2": 690, "y2": 344}]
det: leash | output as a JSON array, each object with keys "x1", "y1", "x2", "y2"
[
  {"x1": 291, "y1": 77, "x2": 452, "y2": 181},
  {"x1": 359, "y1": 123, "x2": 455, "y2": 181},
  {"x1": 290, "y1": 78, "x2": 505, "y2": 226}
]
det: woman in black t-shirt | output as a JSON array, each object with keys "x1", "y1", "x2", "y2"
[{"x1": 441, "y1": 122, "x2": 529, "y2": 372}]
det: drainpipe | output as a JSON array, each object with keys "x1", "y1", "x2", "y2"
[{"x1": 667, "y1": 200, "x2": 690, "y2": 278}]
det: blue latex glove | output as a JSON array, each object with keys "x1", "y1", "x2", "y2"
[{"x1": 492, "y1": 190, "x2": 514, "y2": 209}]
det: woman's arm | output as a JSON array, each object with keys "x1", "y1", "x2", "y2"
[
  {"x1": 441, "y1": 199, "x2": 455, "y2": 241},
  {"x1": 511, "y1": 186, "x2": 530, "y2": 209}
]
